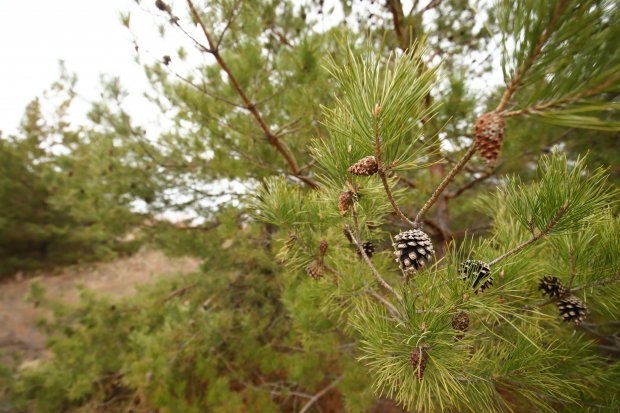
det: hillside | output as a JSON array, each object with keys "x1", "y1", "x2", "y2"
[{"x1": 0, "y1": 249, "x2": 199, "y2": 367}]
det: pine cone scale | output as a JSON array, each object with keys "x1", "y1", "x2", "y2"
[{"x1": 393, "y1": 229, "x2": 434, "y2": 273}]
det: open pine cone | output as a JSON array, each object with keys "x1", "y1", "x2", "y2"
[
  {"x1": 557, "y1": 296, "x2": 588, "y2": 325},
  {"x1": 393, "y1": 229, "x2": 434, "y2": 273}
]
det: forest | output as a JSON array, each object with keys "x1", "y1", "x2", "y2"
[{"x1": 1, "y1": 0, "x2": 619, "y2": 412}]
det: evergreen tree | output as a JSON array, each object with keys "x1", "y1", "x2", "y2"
[
  {"x1": 5, "y1": 1, "x2": 620, "y2": 412},
  {"x1": 0, "y1": 71, "x2": 156, "y2": 277}
]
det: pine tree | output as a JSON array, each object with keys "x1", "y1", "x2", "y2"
[
  {"x1": 0, "y1": 72, "x2": 149, "y2": 277},
  {"x1": 5, "y1": 1, "x2": 620, "y2": 412}
]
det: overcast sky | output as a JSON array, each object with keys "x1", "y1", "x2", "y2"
[
  {"x1": 0, "y1": 0, "x2": 348, "y2": 136},
  {"x1": 0, "y1": 1, "x2": 497, "y2": 137},
  {"x1": 0, "y1": 0, "x2": 155, "y2": 135}
]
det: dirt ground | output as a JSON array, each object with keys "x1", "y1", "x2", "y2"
[{"x1": 0, "y1": 249, "x2": 200, "y2": 366}]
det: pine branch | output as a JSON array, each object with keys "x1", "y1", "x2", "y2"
[
  {"x1": 489, "y1": 202, "x2": 569, "y2": 266},
  {"x1": 214, "y1": 0, "x2": 242, "y2": 49},
  {"x1": 446, "y1": 168, "x2": 494, "y2": 200},
  {"x1": 346, "y1": 223, "x2": 402, "y2": 302},
  {"x1": 496, "y1": 0, "x2": 569, "y2": 112},
  {"x1": 369, "y1": 290, "x2": 402, "y2": 321},
  {"x1": 386, "y1": 0, "x2": 410, "y2": 50},
  {"x1": 172, "y1": 72, "x2": 245, "y2": 108},
  {"x1": 502, "y1": 74, "x2": 620, "y2": 118},
  {"x1": 414, "y1": 145, "x2": 476, "y2": 225},
  {"x1": 183, "y1": 0, "x2": 317, "y2": 188}
]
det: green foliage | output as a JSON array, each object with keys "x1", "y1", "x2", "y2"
[
  {"x1": 503, "y1": 153, "x2": 616, "y2": 234},
  {"x1": 3, "y1": 1, "x2": 620, "y2": 412},
  {"x1": 0, "y1": 82, "x2": 144, "y2": 278},
  {"x1": 6, "y1": 215, "x2": 367, "y2": 413},
  {"x1": 320, "y1": 43, "x2": 439, "y2": 175},
  {"x1": 498, "y1": 0, "x2": 620, "y2": 129},
  {"x1": 253, "y1": 33, "x2": 620, "y2": 410}
]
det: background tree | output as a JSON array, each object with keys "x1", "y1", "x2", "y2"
[
  {"x1": 0, "y1": 70, "x2": 155, "y2": 278},
  {"x1": 4, "y1": 0, "x2": 620, "y2": 412}
]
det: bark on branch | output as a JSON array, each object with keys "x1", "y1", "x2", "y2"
[{"x1": 183, "y1": 0, "x2": 317, "y2": 188}]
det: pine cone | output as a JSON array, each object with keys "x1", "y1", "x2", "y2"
[
  {"x1": 410, "y1": 347, "x2": 428, "y2": 381},
  {"x1": 319, "y1": 239, "x2": 328, "y2": 257},
  {"x1": 459, "y1": 260, "x2": 493, "y2": 294},
  {"x1": 338, "y1": 190, "x2": 355, "y2": 216},
  {"x1": 393, "y1": 229, "x2": 434, "y2": 273},
  {"x1": 356, "y1": 241, "x2": 376, "y2": 259},
  {"x1": 473, "y1": 112, "x2": 505, "y2": 166},
  {"x1": 557, "y1": 296, "x2": 588, "y2": 325},
  {"x1": 538, "y1": 276, "x2": 566, "y2": 298},
  {"x1": 306, "y1": 260, "x2": 325, "y2": 280},
  {"x1": 452, "y1": 311, "x2": 470, "y2": 340},
  {"x1": 348, "y1": 156, "x2": 378, "y2": 176}
]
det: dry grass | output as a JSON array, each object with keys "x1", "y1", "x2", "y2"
[{"x1": 0, "y1": 248, "x2": 200, "y2": 364}]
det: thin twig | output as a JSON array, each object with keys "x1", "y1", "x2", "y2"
[
  {"x1": 502, "y1": 75, "x2": 619, "y2": 118},
  {"x1": 298, "y1": 375, "x2": 344, "y2": 413},
  {"x1": 346, "y1": 225, "x2": 403, "y2": 302},
  {"x1": 184, "y1": 0, "x2": 317, "y2": 188},
  {"x1": 495, "y1": 0, "x2": 569, "y2": 112},
  {"x1": 446, "y1": 168, "x2": 494, "y2": 199},
  {"x1": 379, "y1": 171, "x2": 416, "y2": 227},
  {"x1": 215, "y1": 0, "x2": 242, "y2": 49},
  {"x1": 373, "y1": 106, "x2": 416, "y2": 227},
  {"x1": 386, "y1": 0, "x2": 410, "y2": 50},
  {"x1": 173, "y1": 73, "x2": 244, "y2": 108},
  {"x1": 421, "y1": 0, "x2": 442, "y2": 13},
  {"x1": 160, "y1": 283, "x2": 198, "y2": 303},
  {"x1": 370, "y1": 290, "x2": 403, "y2": 321},
  {"x1": 489, "y1": 202, "x2": 569, "y2": 266},
  {"x1": 414, "y1": 145, "x2": 476, "y2": 225},
  {"x1": 396, "y1": 174, "x2": 417, "y2": 189}
]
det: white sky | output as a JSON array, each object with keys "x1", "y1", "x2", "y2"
[
  {"x1": 0, "y1": 0, "x2": 348, "y2": 137},
  {"x1": 0, "y1": 0, "x2": 499, "y2": 137},
  {"x1": 0, "y1": 0, "x2": 154, "y2": 135}
]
